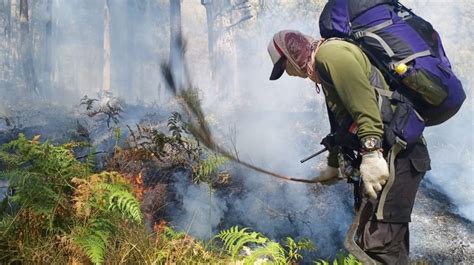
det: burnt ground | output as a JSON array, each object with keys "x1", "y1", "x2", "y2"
[{"x1": 410, "y1": 181, "x2": 474, "y2": 264}]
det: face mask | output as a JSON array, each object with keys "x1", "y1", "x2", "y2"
[
  {"x1": 306, "y1": 40, "x2": 325, "y2": 84},
  {"x1": 285, "y1": 60, "x2": 307, "y2": 79}
]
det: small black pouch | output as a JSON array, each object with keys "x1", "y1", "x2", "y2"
[{"x1": 384, "y1": 101, "x2": 425, "y2": 147}]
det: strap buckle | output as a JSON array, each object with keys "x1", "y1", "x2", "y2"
[{"x1": 353, "y1": 31, "x2": 365, "y2": 39}]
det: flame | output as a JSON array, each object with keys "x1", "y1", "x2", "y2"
[
  {"x1": 131, "y1": 171, "x2": 145, "y2": 200},
  {"x1": 153, "y1": 219, "x2": 168, "y2": 245}
]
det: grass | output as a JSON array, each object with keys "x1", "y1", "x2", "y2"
[{"x1": 0, "y1": 133, "x2": 359, "y2": 264}]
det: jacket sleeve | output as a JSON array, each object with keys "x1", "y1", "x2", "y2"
[{"x1": 316, "y1": 45, "x2": 384, "y2": 139}]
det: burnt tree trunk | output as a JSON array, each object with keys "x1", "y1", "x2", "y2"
[{"x1": 19, "y1": 0, "x2": 39, "y2": 95}]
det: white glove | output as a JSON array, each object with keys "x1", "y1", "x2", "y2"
[
  {"x1": 312, "y1": 166, "x2": 342, "y2": 185},
  {"x1": 360, "y1": 150, "x2": 389, "y2": 199}
]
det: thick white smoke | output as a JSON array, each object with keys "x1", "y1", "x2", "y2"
[
  {"x1": 169, "y1": 172, "x2": 228, "y2": 240},
  {"x1": 400, "y1": 0, "x2": 474, "y2": 221},
  {"x1": 177, "y1": 0, "x2": 473, "y2": 259},
  {"x1": 9, "y1": 0, "x2": 471, "y2": 260}
]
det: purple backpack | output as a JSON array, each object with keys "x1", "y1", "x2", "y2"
[{"x1": 319, "y1": 0, "x2": 466, "y2": 127}]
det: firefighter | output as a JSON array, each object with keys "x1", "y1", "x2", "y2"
[{"x1": 267, "y1": 30, "x2": 431, "y2": 264}]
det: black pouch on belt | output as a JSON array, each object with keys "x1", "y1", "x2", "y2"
[{"x1": 384, "y1": 101, "x2": 425, "y2": 147}]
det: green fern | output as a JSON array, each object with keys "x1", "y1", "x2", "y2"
[
  {"x1": 336, "y1": 253, "x2": 362, "y2": 265},
  {"x1": 218, "y1": 226, "x2": 267, "y2": 258},
  {"x1": 286, "y1": 237, "x2": 315, "y2": 262},
  {"x1": 85, "y1": 146, "x2": 97, "y2": 173},
  {"x1": 315, "y1": 253, "x2": 362, "y2": 265},
  {"x1": 244, "y1": 241, "x2": 287, "y2": 265},
  {"x1": 0, "y1": 135, "x2": 146, "y2": 264},
  {"x1": 193, "y1": 154, "x2": 229, "y2": 184},
  {"x1": 108, "y1": 190, "x2": 142, "y2": 223},
  {"x1": 74, "y1": 219, "x2": 114, "y2": 265},
  {"x1": 0, "y1": 134, "x2": 90, "y2": 226},
  {"x1": 163, "y1": 225, "x2": 187, "y2": 240},
  {"x1": 217, "y1": 226, "x2": 316, "y2": 264},
  {"x1": 70, "y1": 172, "x2": 143, "y2": 264}
]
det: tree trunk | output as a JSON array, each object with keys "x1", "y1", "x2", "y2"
[
  {"x1": 20, "y1": 0, "x2": 39, "y2": 95},
  {"x1": 102, "y1": 0, "x2": 111, "y2": 95},
  {"x1": 169, "y1": 0, "x2": 183, "y2": 85},
  {"x1": 0, "y1": 0, "x2": 6, "y2": 81},
  {"x1": 10, "y1": 0, "x2": 19, "y2": 87},
  {"x1": 44, "y1": 0, "x2": 52, "y2": 92},
  {"x1": 10, "y1": 0, "x2": 16, "y2": 38},
  {"x1": 204, "y1": 1, "x2": 239, "y2": 96},
  {"x1": 3, "y1": 0, "x2": 12, "y2": 85},
  {"x1": 4, "y1": 0, "x2": 11, "y2": 39},
  {"x1": 0, "y1": 0, "x2": 4, "y2": 37},
  {"x1": 257, "y1": 0, "x2": 265, "y2": 17},
  {"x1": 126, "y1": 0, "x2": 135, "y2": 99},
  {"x1": 201, "y1": 0, "x2": 215, "y2": 74},
  {"x1": 51, "y1": 0, "x2": 59, "y2": 86}
]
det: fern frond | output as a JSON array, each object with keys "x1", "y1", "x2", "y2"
[
  {"x1": 72, "y1": 177, "x2": 94, "y2": 218},
  {"x1": 315, "y1": 253, "x2": 362, "y2": 265},
  {"x1": 58, "y1": 235, "x2": 88, "y2": 263},
  {"x1": 74, "y1": 219, "x2": 114, "y2": 265},
  {"x1": 285, "y1": 237, "x2": 315, "y2": 262},
  {"x1": 108, "y1": 190, "x2": 143, "y2": 223},
  {"x1": 75, "y1": 232, "x2": 107, "y2": 264},
  {"x1": 164, "y1": 226, "x2": 187, "y2": 240},
  {"x1": 73, "y1": 172, "x2": 142, "y2": 223},
  {"x1": 341, "y1": 253, "x2": 362, "y2": 265},
  {"x1": 244, "y1": 241, "x2": 287, "y2": 265},
  {"x1": 218, "y1": 226, "x2": 267, "y2": 258},
  {"x1": 193, "y1": 154, "x2": 229, "y2": 183},
  {"x1": 85, "y1": 147, "x2": 97, "y2": 173}
]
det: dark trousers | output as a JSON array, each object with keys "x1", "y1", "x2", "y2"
[{"x1": 356, "y1": 142, "x2": 430, "y2": 264}]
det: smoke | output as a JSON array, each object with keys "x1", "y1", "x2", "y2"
[
  {"x1": 1, "y1": 0, "x2": 471, "y2": 260},
  {"x1": 168, "y1": 172, "x2": 228, "y2": 240},
  {"x1": 34, "y1": 0, "x2": 171, "y2": 105},
  {"x1": 167, "y1": 2, "x2": 357, "y2": 257},
  {"x1": 170, "y1": 0, "x2": 473, "y2": 259},
  {"x1": 400, "y1": 0, "x2": 474, "y2": 221}
]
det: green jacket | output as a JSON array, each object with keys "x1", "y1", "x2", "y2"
[{"x1": 315, "y1": 39, "x2": 389, "y2": 167}]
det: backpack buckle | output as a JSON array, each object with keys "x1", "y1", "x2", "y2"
[{"x1": 353, "y1": 31, "x2": 365, "y2": 39}]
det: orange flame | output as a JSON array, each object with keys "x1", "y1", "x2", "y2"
[
  {"x1": 132, "y1": 171, "x2": 145, "y2": 200},
  {"x1": 153, "y1": 219, "x2": 168, "y2": 245}
]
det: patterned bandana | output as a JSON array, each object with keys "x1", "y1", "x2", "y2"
[{"x1": 272, "y1": 30, "x2": 316, "y2": 78}]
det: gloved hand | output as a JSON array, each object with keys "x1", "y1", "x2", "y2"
[
  {"x1": 312, "y1": 166, "x2": 342, "y2": 185},
  {"x1": 360, "y1": 150, "x2": 389, "y2": 199}
]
